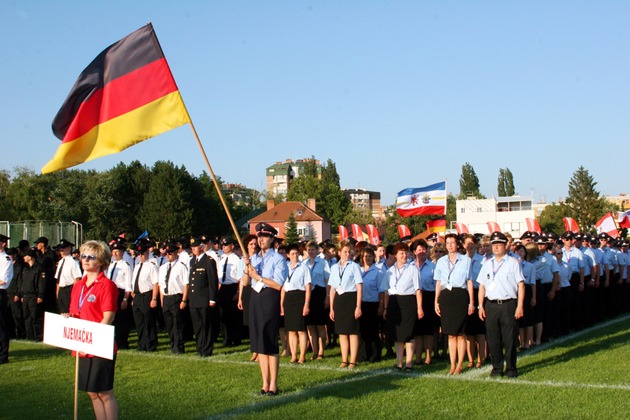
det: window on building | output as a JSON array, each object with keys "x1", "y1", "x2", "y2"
[{"x1": 460, "y1": 208, "x2": 465, "y2": 213}]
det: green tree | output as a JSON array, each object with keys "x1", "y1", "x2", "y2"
[
  {"x1": 564, "y1": 166, "x2": 608, "y2": 230},
  {"x1": 459, "y1": 162, "x2": 484, "y2": 199},
  {"x1": 538, "y1": 203, "x2": 571, "y2": 234},
  {"x1": 497, "y1": 167, "x2": 515, "y2": 196},
  {"x1": 137, "y1": 161, "x2": 194, "y2": 240},
  {"x1": 284, "y1": 212, "x2": 300, "y2": 244}
]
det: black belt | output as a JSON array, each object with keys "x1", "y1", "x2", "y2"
[
  {"x1": 486, "y1": 298, "x2": 516, "y2": 304},
  {"x1": 59, "y1": 284, "x2": 74, "y2": 289}
]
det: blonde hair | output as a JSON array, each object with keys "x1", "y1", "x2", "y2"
[{"x1": 79, "y1": 240, "x2": 112, "y2": 272}]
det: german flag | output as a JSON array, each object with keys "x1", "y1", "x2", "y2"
[
  {"x1": 426, "y1": 218, "x2": 446, "y2": 234},
  {"x1": 43, "y1": 23, "x2": 190, "y2": 174}
]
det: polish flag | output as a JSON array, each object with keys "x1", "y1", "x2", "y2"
[
  {"x1": 487, "y1": 221, "x2": 501, "y2": 233},
  {"x1": 454, "y1": 222, "x2": 469, "y2": 234},
  {"x1": 366, "y1": 224, "x2": 380, "y2": 245},
  {"x1": 563, "y1": 217, "x2": 580, "y2": 233},
  {"x1": 398, "y1": 224, "x2": 412, "y2": 239},
  {"x1": 595, "y1": 213, "x2": 619, "y2": 238},
  {"x1": 338, "y1": 225, "x2": 349, "y2": 241},
  {"x1": 525, "y1": 218, "x2": 542, "y2": 234}
]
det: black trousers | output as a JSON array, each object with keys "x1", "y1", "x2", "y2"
[
  {"x1": 57, "y1": 285, "x2": 73, "y2": 314},
  {"x1": 22, "y1": 295, "x2": 43, "y2": 341},
  {"x1": 190, "y1": 305, "x2": 217, "y2": 357},
  {"x1": 9, "y1": 296, "x2": 25, "y2": 339},
  {"x1": 360, "y1": 301, "x2": 382, "y2": 362},
  {"x1": 0, "y1": 290, "x2": 9, "y2": 363},
  {"x1": 132, "y1": 292, "x2": 158, "y2": 352},
  {"x1": 569, "y1": 273, "x2": 583, "y2": 330},
  {"x1": 485, "y1": 299, "x2": 519, "y2": 376},
  {"x1": 115, "y1": 288, "x2": 132, "y2": 349},
  {"x1": 218, "y1": 283, "x2": 241, "y2": 345},
  {"x1": 163, "y1": 294, "x2": 185, "y2": 353}
]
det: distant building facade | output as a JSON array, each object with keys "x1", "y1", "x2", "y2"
[
  {"x1": 266, "y1": 158, "x2": 321, "y2": 197},
  {"x1": 456, "y1": 196, "x2": 536, "y2": 237},
  {"x1": 344, "y1": 189, "x2": 382, "y2": 220},
  {"x1": 248, "y1": 199, "x2": 330, "y2": 242}
]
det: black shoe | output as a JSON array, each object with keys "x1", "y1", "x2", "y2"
[
  {"x1": 490, "y1": 369, "x2": 503, "y2": 377},
  {"x1": 260, "y1": 389, "x2": 267, "y2": 395},
  {"x1": 267, "y1": 390, "x2": 278, "y2": 396}
]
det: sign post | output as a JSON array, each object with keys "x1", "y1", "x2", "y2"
[{"x1": 43, "y1": 312, "x2": 115, "y2": 419}]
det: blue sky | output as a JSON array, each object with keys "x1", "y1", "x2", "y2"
[{"x1": 2, "y1": 1, "x2": 628, "y2": 207}]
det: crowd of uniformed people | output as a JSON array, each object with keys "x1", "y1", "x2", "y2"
[{"x1": 0, "y1": 225, "x2": 628, "y2": 382}]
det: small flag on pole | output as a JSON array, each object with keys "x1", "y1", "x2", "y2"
[
  {"x1": 563, "y1": 217, "x2": 580, "y2": 233},
  {"x1": 398, "y1": 225, "x2": 412, "y2": 240},
  {"x1": 43, "y1": 23, "x2": 190, "y2": 174},
  {"x1": 525, "y1": 218, "x2": 542, "y2": 234},
  {"x1": 366, "y1": 224, "x2": 380, "y2": 245},
  {"x1": 426, "y1": 219, "x2": 446, "y2": 234},
  {"x1": 595, "y1": 213, "x2": 619, "y2": 238},
  {"x1": 338, "y1": 225, "x2": 349, "y2": 241},
  {"x1": 396, "y1": 181, "x2": 447, "y2": 217},
  {"x1": 487, "y1": 221, "x2": 501, "y2": 233},
  {"x1": 454, "y1": 222, "x2": 469, "y2": 235}
]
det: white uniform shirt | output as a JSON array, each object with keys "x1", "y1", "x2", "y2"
[
  {"x1": 158, "y1": 259, "x2": 189, "y2": 295},
  {"x1": 56, "y1": 255, "x2": 82, "y2": 287},
  {"x1": 108, "y1": 259, "x2": 132, "y2": 292},
  {"x1": 218, "y1": 252, "x2": 241, "y2": 285},
  {"x1": 477, "y1": 255, "x2": 524, "y2": 300},
  {"x1": 132, "y1": 261, "x2": 159, "y2": 294},
  {"x1": 0, "y1": 250, "x2": 13, "y2": 290}
]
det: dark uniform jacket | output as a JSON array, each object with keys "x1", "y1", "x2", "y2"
[
  {"x1": 188, "y1": 254, "x2": 218, "y2": 308},
  {"x1": 18, "y1": 262, "x2": 46, "y2": 300}
]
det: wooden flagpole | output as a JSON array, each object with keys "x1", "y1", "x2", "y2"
[{"x1": 74, "y1": 352, "x2": 80, "y2": 420}]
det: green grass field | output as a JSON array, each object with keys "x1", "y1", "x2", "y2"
[{"x1": 4, "y1": 315, "x2": 630, "y2": 419}]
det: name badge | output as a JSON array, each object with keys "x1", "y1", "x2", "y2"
[
  {"x1": 487, "y1": 282, "x2": 497, "y2": 292},
  {"x1": 253, "y1": 281, "x2": 264, "y2": 293},
  {"x1": 336, "y1": 286, "x2": 345, "y2": 296},
  {"x1": 445, "y1": 284, "x2": 452, "y2": 291}
]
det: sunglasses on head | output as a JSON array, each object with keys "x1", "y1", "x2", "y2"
[{"x1": 80, "y1": 254, "x2": 97, "y2": 261}]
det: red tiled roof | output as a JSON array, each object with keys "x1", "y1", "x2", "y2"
[{"x1": 249, "y1": 202, "x2": 326, "y2": 223}]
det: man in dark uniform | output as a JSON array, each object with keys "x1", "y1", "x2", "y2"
[
  {"x1": 0, "y1": 234, "x2": 15, "y2": 363},
  {"x1": 18, "y1": 248, "x2": 46, "y2": 341},
  {"x1": 34, "y1": 237, "x2": 58, "y2": 315},
  {"x1": 189, "y1": 236, "x2": 219, "y2": 357},
  {"x1": 217, "y1": 237, "x2": 242, "y2": 346},
  {"x1": 7, "y1": 246, "x2": 26, "y2": 339},
  {"x1": 131, "y1": 239, "x2": 160, "y2": 352}
]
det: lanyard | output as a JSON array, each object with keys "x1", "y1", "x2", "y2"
[
  {"x1": 288, "y1": 263, "x2": 298, "y2": 283},
  {"x1": 78, "y1": 282, "x2": 95, "y2": 311},
  {"x1": 491, "y1": 259, "x2": 505, "y2": 279},
  {"x1": 394, "y1": 264, "x2": 406, "y2": 289},
  {"x1": 339, "y1": 261, "x2": 349, "y2": 282},
  {"x1": 447, "y1": 257, "x2": 458, "y2": 282}
]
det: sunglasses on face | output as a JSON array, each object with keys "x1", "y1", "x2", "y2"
[{"x1": 80, "y1": 254, "x2": 97, "y2": 261}]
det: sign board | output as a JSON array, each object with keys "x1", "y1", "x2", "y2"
[{"x1": 43, "y1": 312, "x2": 115, "y2": 360}]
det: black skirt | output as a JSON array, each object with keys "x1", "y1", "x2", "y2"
[
  {"x1": 520, "y1": 284, "x2": 535, "y2": 328},
  {"x1": 284, "y1": 290, "x2": 307, "y2": 332},
  {"x1": 333, "y1": 291, "x2": 360, "y2": 335},
  {"x1": 387, "y1": 294, "x2": 417, "y2": 343},
  {"x1": 78, "y1": 355, "x2": 116, "y2": 393},
  {"x1": 241, "y1": 285, "x2": 251, "y2": 327},
  {"x1": 438, "y1": 288, "x2": 469, "y2": 336},
  {"x1": 249, "y1": 287, "x2": 281, "y2": 355},
  {"x1": 305, "y1": 286, "x2": 327, "y2": 326},
  {"x1": 415, "y1": 290, "x2": 438, "y2": 336},
  {"x1": 465, "y1": 289, "x2": 485, "y2": 335}
]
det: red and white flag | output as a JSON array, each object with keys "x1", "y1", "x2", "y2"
[
  {"x1": 525, "y1": 218, "x2": 542, "y2": 234},
  {"x1": 454, "y1": 222, "x2": 469, "y2": 234},
  {"x1": 563, "y1": 217, "x2": 579, "y2": 233},
  {"x1": 617, "y1": 211, "x2": 630, "y2": 229},
  {"x1": 366, "y1": 224, "x2": 380, "y2": 245},
  {"x1": 487, "y1": 221, "x2": 501, "y2": 233},
  {"x1": 596, "y1": 213, "x2": 619, "y2": 238},
  {"x1": 398, "y1": 224, "x2": 412, "y2": 239},
  {"x1": 351, "y1": 224, "x2": 367, "y2": 241},
  {"x1": 338, "y1": 225, "x2": 349, "y2": 241}
]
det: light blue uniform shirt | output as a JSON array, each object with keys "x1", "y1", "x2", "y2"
[
  {"x1": 416, "y1": 259, "x2": 436, "y2": 292},
  {"x1": 361, "y1": 264, "x2": 388, "y2": 302},
  {"x1": 521, "y1": 260, "x2": 536, "y2": 286},
  {"x1": 283, "y1": 262, "x2": 311, "y2": 292},
  {"x1": 580, "y1": 246, "x2": 597, "y2": 277},
  {"x1": 303, "y1": 257, "x2": 330, "y2": 288},
  {"x1": 469, "y1": 253, "x2": 484, "y2": 289},
  {"x1": 561, "y1": 247, "x2": 584, "y2": 274},
  {"x1": 601, "y1": 247, "x2": 616, "y2": 271},
  {"x1": 328, "y1": 260, "x2": 363, "y2": 293},
  {"x1": 434, "y1": 253, "x2": 472, "y2": 290},
  {"x1": 250, "y1": 249, "x2": 288, "y2": 289},
  {"x1": 538, "y1": 254, "x2": 559, "y2": 284},
  {"x1": 557, "y1": 258, "x2": 571, "y2": 288},
  {"x1": 477, "y1": 255, "x2": 524, "y2": 300},
  {"x1": 386, "y1": 262, "x2": 420, "y2": 296}
]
